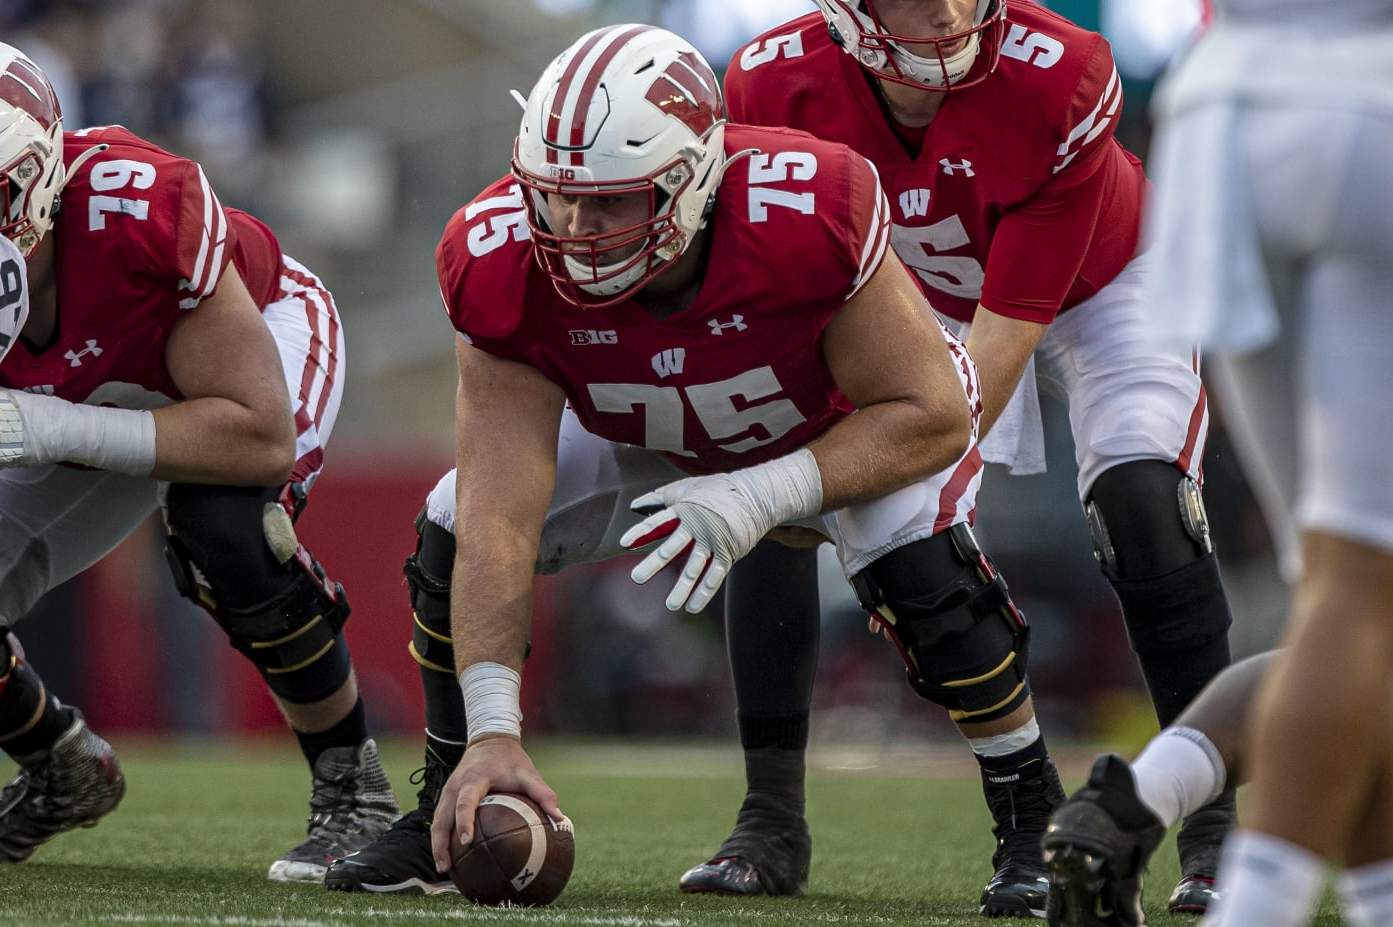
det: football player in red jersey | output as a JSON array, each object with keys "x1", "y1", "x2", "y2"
[
  {"x1": 327, "y1": 26, "x2": 1065, "y2": 906},
  {"x1": 711, "y1": 1, "x2": 1237, "y2": 915},
  {"x1": 0, "y1": 44, "x2": 397, "y2": 879}
]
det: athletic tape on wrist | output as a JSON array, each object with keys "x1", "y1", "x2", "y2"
[
  {"x1": 10, "y1": 389, "x2": 156, "y2": 475},
  {"x1": 459, "y1": 661, "x2": 523, "y2": 743},
  {"x1": 739, "y1": 447, "x2": 824, "y2": 527}
]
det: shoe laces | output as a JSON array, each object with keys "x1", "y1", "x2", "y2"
[
  {"x1": 412, "y1": 757, "x2": 451, "y2": 818},
  {"x1": 986, "y1": 773, "x2": 1058, "y2": 866}
]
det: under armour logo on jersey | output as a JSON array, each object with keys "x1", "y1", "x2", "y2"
[
  {"x1": 940, "y1": 158, "x2": 975, "y2": 177},
  {"x1": 569, "y1": 329, "x2": 618, "y2": 346},
  {"x1": 64, "y1": 339, "x2": 103, "y2": 367},
  {"x1": 651, "y1": 348, "x2": 686, "y2": 378},
  {"x1": 708, "y1": 315, "x2": 747, "y2": 335},
  {"x1": 898, "y1": 188, "x2": 932, "y2": 220}
]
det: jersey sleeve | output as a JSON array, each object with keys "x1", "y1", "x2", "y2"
[
  {"x1": 434, "y1": 202, "x2": 529, "y2": 363},
  {"x1": 978, "y1": 37, "x2": 1122, "y2": 324},
  {"x1": 170, "y1": 160, "x2": 236, "y2": 310},
  {"x1": 0, "y1": 235, "x2": 28, "y2": 363},
  {"x1": 840, "y1": 153, "x2": 893, "y2": 301}
]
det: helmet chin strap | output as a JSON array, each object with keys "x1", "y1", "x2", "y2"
[
  {"x1": 881, "y1": 0, "x2": 994, "y2": 88},
  {"x1": 54, "y1": 143, "x2": 108, "y2": 200}
]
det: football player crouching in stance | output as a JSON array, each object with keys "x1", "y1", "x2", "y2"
[
  {"x1": 0, "y1": 44, "x2": 396, "y2": 879},
  {"x1": 326, "y1": 25, "x2": 1064, "y2": 915},
  {"x1": 717, "y1": 0, "x2": 1238, "y2": 914}
]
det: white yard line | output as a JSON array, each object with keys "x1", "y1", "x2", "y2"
[
  {"x1": 326, "y1": 908, "x2": 680, "y2": 927},
  {"x1": 38, "y1": 916, "x2": 344, "y2": 927}
]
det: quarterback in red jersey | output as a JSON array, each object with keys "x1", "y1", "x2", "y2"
[
  {"x1": 0, "y1": 44, "x2": 396, "y2": 878},
  {"x1": 328, "y1": 25, "x2": 1065, "y2": 902},
  {"x1": 708, "y1": 0, "x2": 1237, "y2": 917}
]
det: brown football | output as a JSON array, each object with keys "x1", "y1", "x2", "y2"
[{"x1": 449, "y1": 793, "x2": 575, "y2": 906}]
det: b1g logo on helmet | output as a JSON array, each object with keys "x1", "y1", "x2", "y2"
[{"x1": 643, "y1": 51, "x2": 721, "y2": 137}]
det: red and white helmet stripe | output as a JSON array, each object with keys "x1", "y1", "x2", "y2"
[{"x1": 543, "y1": 24, "x2": 658, "y2": 167}]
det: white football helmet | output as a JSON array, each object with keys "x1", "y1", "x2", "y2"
[
  {"x1": 512, "y1": 25, "x2": 730, "y2": 308},
  {"x1": 814, "y1": 0, "x2": 1007, "y2": 91},
  {"x1": 0, "y1": 43, "x2": 64, "y2": 257}
]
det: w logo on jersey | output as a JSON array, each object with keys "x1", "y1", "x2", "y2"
[
  {"x1": 651, "y1": 347, "x2": 686, "y2": 378},
  {"x1": 899, "y1": 188, "x2": 932, "y2": 220},
  {"x1": 643, "y1": 50, "x2": 721, "y2": 137}
]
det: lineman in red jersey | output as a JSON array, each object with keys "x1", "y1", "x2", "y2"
[
  {"x1": 705, "y1": 0, "x2": 1237, "y2": 917},
  {"x1": 327, "y1": 26, "x2": 1063, "y2": 904},
  {"x1": 0, "y1": 45, "x2": 396, "y2": 878}
]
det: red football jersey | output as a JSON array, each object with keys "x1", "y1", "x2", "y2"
[
  {"x1": 726, "y1": 2, "x2": 1146, "y2": 325},
  {"x1": 437, "y1": 125, "x2": 892, "y2": 476},
  {"x1": 0, "y1": 126, "x2": 283, "y2": 408}
]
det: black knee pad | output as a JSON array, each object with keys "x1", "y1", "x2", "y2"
[
  {"x1": 163, "y1": 484, "x2": 352, "y2": 704},
  {"x1": 406, "y1": 510, "x2": 457, "y2": 677},
  {"x1": 1086, "y1": 460, "x2": 1212, "y2": 579},
  {"x1": 852, "y1": 525, "x2": 1030, "y2": 723},
  {"x1": 1085, "y1": 461, "x2": 1231, "y2": 654}
]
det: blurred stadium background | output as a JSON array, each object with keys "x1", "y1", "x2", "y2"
[{"x1": 9, "y1": 0, "x2": 1285, "y2": 754}]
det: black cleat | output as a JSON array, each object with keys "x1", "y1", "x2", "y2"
[
  {"x1": 325, "y1": 742, "x2": 458, "y2": 895},
  {"x1": 1042, "y1": 754, "x2": 1166, "y2": 927},
  {"x1": 0, "y1": 713, "x2": 125, "y2": 863},
  {"x1": 1168, "y1": 788, "x2": 1235, "y2": 915},
  {"x1": 268, "y1": 738, "x2": 399, "y2": 883},
  {"x1": 980, "y1": 757, "x2": 1066, "y2": 918},
  {"x1": 678, "y1": 790, "x2": 810, "y2": 896}
]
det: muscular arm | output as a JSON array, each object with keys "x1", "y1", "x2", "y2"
[
  {"x1": 964, "y1": 307, "x2": 1048, "y2": 438},
  {"x1": 159, "y1": 264, "x2": 296, "y2": 485},
  {"x1": 430, "y1": 337, "x2": 567, "y2": 862},
  {"x1": 450, "y1": 335, "x2": 566, "y2": 674},
  {"x1": 812, "y1": 253, "x2": 973, "y2": 510}
]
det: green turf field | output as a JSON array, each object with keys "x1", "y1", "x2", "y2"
[{"x1": 0, "y1": 739, "x2": 1345, "y2": 926}]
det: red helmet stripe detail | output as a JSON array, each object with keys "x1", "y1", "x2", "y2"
[
  {"x1": 0, "y1": 57, "x2": 60, "y2": 130},
  {"x1": 643, "y1": 51, "x2": 721, "y2": 138},
  {"x1": 564, "y1": 24, "x2": 655, "y2": 167},
  {"x1": 544, "y1": 29, "x2": 611, "y2": 165}
]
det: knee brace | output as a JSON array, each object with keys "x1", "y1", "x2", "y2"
[
  {"x1": 163, "y1": 484, "x2": 352, "y2": 704},
  {"x1": 852, "y1": 525, "x2": 1030, "y2": 724},
  {"x1": 1085, "y1": 461, "x2": 1231, "y2": 655},
  {"x1": 1085, "y1": 461, "x2": 1212, "y2": 579},
  {"x1": 406, "y1": 510, "x2": 456, "y2": 678}
]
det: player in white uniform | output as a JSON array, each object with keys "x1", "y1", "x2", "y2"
[{"x1": 1041, "y1": 3, "x2": 1393, "y2": 925}]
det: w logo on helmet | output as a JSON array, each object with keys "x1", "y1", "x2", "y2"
[
  {"x1": 0, "y1": 52, "x2": 60, "y2": 130},
  {"x1": 643, "y1": 51, "x2": 723, "y2": 137}
]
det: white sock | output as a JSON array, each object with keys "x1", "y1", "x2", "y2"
[
  {"x1": 1202, "y1": 830, "x2": 1327, "y2": 927},
  {"x1": 1130, "y1": 726, "x2": 1226, "y2": 827},
  {"x1": 967, "y1": 717, "x2": 1040, "y2": 758},
  {"x1": 1338, "y1": 858, "x2": 1393, "y2": 927}
]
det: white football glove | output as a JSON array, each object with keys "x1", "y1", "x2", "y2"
[{"x1": 619, "y1": 449, "x2": 824, "y2": 614}]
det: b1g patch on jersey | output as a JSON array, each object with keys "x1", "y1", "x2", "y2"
[{"x1": 0, "y1": 235, "x2": 30, "y2": 363}]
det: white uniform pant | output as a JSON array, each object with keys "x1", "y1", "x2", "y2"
[
  {"x1": 0, "y1": 256, "x2": 346, "y2": 624},
  {"x1": 963, "y1": 252, "x2": 1208, "y2": 502},
  {"x1": 425, "y1": 409, "x2": 986, "y2": 581},
  {"x1": 1147, "y1": 24, "x2": 1393, "y2": 563}
]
